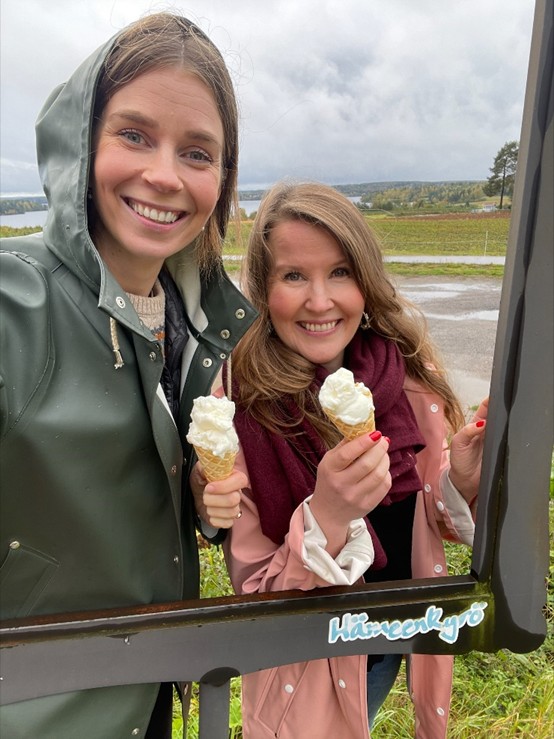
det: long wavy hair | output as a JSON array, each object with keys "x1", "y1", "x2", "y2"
[
  {"x1": 231, "y1": 181, "x2": 464, "y2": 445},
  {"x1": 92, "y1": 12, "x2": 239, "y2": 273}
]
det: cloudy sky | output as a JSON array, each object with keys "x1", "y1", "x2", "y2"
[{"x1": 1, "y1": 0, "x2": 537, "y2": 195}]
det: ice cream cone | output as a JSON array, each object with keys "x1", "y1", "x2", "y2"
[
  {"x1": 323, "y1": 408, "x2": 375, "y2": 440},
  {"x1": 194, "y1": 446, "x2": 237, "y2": 482},
  {"x1": 318, "y1": 367, "x2": 376, "y2": 441},
  {"x1": 186, "y1": 394, "x2": 239, "y2": 481}
]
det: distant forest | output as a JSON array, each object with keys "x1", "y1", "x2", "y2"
[
  {"x1": 0, "y1": 195, "x2": 48, "y2": 215},
  {"x1": 1, "y1": 180, "x2": 495, "y2": 215},
  {"x1": 239, "y1": 180, "x2": 495, "y2": 214},
  {"x1": 237, "y1": 180, "x2": 486, "y2": 201}
]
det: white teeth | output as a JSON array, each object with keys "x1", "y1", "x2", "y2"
[
  {"x1": 302, "y1": 321, "x2": 337, "y2": 332},
  {"x1": 130, "y1": 201, "x2": 179, "y2": 223}
]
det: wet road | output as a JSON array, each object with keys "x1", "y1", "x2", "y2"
[{"x1": 395, "y1": 275, "x2": 503, "y2": 408}]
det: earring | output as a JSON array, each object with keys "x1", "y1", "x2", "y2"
[{"x1": 360, "y1": 312, "x2": 371, "y2": 330}]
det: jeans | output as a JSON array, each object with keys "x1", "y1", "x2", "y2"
[{"x1": 366, "y1": 653, "x2": 403, "y2": 728}]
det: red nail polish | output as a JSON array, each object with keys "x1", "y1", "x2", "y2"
[
  {"x1": 476, "y1": 420, "x2": 486, "y2": 428},
  {"x1": 369, "y1": 430, "x2": 382, "y2": 441},
  {"x1": 384, "y1": 436, "x2": 391, "y2": 444}
]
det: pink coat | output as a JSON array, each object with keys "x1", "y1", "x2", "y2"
[{"x1": 224, "y1": 378, "x2": 474, "y2": 738}]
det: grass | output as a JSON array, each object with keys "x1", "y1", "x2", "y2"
[
  {"x1": 222, "y1": 211, "x2": 510, "y2": 258},
  {"x1": 367, "y1": 212, "x2": 510, "y2": 256},
  {"x1": 0, "y1": 225, "x2": 43, "y2": 238}
]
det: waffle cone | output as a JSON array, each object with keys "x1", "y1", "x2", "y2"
[
  {"x1": 194, "y1": 446, "x2": 237, "y2": 482},
  {"x1": 324, "y1": 410, "x2": 375, "y2": 440}
]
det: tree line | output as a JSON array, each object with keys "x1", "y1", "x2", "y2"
[{"x1": 0, "y1": 196, "x2": 48, "y2": 215}]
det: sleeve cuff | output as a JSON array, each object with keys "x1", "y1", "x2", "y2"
[
  {"x1": 301, "y1": 497, "x2": 374, "y2": 585},
  {"x1": 440, "y1": 470, "x2": 475, "y2": 545},
  {"x1": 196, "y1": 516, "x2": 227, "y2": 544}
]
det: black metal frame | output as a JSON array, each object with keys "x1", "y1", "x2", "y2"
[{"x1": 1, "y1": 1, "x2": 552, "y2": 737}]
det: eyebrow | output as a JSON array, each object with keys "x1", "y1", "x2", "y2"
[
  {"x1": 107, "y1": 110, "x2": 222, "y2": 146},
  {"x1": 109, "y1": 110, "x2": 158, "y2": 128},
  {"x1": 272, "y1": 258, "x2": 350, "y2": 270}
]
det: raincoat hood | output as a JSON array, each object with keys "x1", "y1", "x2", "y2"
[
  {"x1": 34, "y1": 31, "x2": 240, "y2": 351},
  {"x1": 35, "y1": 34, "x2": 116, "y2": 294}
]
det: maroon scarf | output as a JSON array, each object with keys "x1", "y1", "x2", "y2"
[{"x1": 232, "y1": 331, "x2": 426, "y2": 570}]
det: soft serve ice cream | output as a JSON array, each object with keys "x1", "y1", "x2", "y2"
[
  {"x1": 186, "y1": 395, "x2": 239, "y2": 481},
  {"x1": 319, "y1": 367, "x2": 375, "y2": 439}
]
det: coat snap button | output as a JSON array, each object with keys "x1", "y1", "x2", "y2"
[
  {"x1": 170, "y1": 465, "x2": 177, "y2": 476},
  {"x1": 284, "y1": 684, "x2": 294, "y2": 693},
  {"x1": 424, "y1": 483, "x2": 432, "y2": 493},
  {"x1": 235, "y1": 309, "x2": 245, "y2": 319},
  {"x1": 430, "y1": 403, "x2": 439, "y2": 413},
  {"x1": 338, "y1": 679, "x2": 346, "y2": 688},
  {"x1": 434, "y1": 564, "x2": 443, "y2": 574},
  {"x1": 131, "y1": 729, "x2": 140, "y2": 736},
  {"x1": 116, "y1": 296, "x2": 126, "y2": 309},
  {"x1": 436, "y1": 501, "x2": 445, "y2": 511},
  {"x1": 220, "y1": 329, "x2": 230, "y2": 339},
  {"x1": 436, "y1": 707, "x2": 445, "y2": 716},
  {"x1": 9, "y1": 540, "x2": 20, "y2": 550},
  {"x1": 149, "y1": 351, "x2": 157, "y2": 361}
]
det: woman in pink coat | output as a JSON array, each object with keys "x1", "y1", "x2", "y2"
[{"x1": 193, "y1": 181, "x2": 487, "y2": 738}]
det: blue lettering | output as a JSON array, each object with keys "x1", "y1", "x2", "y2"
[
  {"x1": 328, "y1": 613, "x2": 353, "y2": 644},
  {"x1": 352, "y1": 613, "x2": 370, "y2": 640},
  {"x1": 328, "y1": 602, "x2": 489, "y2": 645},
  {"x1": 425, "y1": 605, "x2": 444, "y2": 630},
  {"x1": 467, "y1": 602, "x2": 487, "y2": 626},
  {"x1": 439, "y1": 614, "x2": 460, "y2": 644},
  {"x1": 401, "y1": 619, "x2": 418, "y2": 638}
]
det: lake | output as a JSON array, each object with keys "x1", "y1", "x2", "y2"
[
  {"x1": 0, "y1": 210, "x2": 48, "y2": 228},
  {"x1": 0, "y1": 200, "x2": 263, "y2": 229},
  {"x1": 0, "y1": 196, "x2": 364, "y2": 229}
]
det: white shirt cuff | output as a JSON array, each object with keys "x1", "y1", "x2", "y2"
[
  {"x1": 440, "y1": 470, "x2": 475, "y2": 545},
  {"x1": 301, "y1": 497, "x2": 375, "y2": 585},
  {"x1": 198, "y1": 520, "x2": 219, "y2": 539}
]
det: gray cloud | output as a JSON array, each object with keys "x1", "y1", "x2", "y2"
[{"x1": 0, "y1": 0, "x2": 536, "y2": 194}]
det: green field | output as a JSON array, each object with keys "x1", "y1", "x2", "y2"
[
  {"x1": 367, "y1": 213, "x2": 509, "y2": 256},
  {"x1": 223, "y1": 211, "x2": 509, "y2": 253}
]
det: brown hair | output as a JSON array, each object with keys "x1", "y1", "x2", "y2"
[
  {"x1": 93, "y1": 12, "x2": 239, "y2": 271},
  {"x1": 231, "y1": 181, "x2": 465, "y2": 443}
]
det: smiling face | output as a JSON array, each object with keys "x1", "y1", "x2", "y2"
[
  {"x1": 267, "y1": 219, "x2": 366, "y2": 372},
  {"x1": 91, "y1": 66, "x2": 224, "y2": 295}
]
